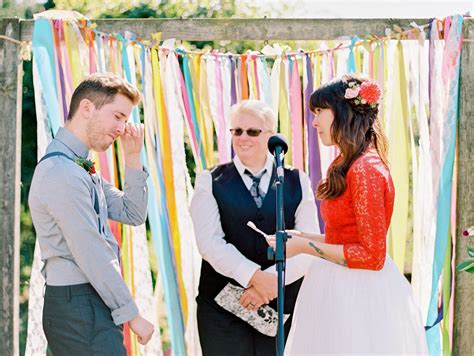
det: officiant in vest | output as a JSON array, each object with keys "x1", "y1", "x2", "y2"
[{"x1": 190, "y1": 99, "x2": 320, "y2": 356}]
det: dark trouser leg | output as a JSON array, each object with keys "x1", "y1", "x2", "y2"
[
  {"x1": 197, "y1": 297, "x2": 254, "y2": 356},
  {"x1": 43, "y1": 284, "x2": 126, "y2": 356},
  {"x1": 197, "y1": 297, "x2": 292, "y2": 356},
  {"x1": 254, "y1": 313, "x2": 293, "y2": 356},
  {"x1": 87, "y1": 292, "x2": 126, "y2": 355}
]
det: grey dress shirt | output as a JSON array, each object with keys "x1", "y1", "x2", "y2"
[{"x1": 28, "y1": 127, "x2": 149, "y2": 325}]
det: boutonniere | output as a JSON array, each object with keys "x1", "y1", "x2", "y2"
[{"x1": 74, "y1": 157, "x2": 96, "y2": 175}]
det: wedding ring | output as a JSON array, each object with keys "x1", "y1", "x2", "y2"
[{"x1": 249, "y1": 302, "x2": 255, "y2": 307}]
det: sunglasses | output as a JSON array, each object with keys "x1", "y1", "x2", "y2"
[{"x1": 229, "y1": 128, "x2": 270, "y2": 137}]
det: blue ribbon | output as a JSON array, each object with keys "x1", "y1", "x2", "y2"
[
  {"x1": 32, "y1": 18, "x2": 61, "y2": 136},
  {"x1": 426, "y1": 15, "x2": 463, "y2": 354},
  {"x1": 182, "y1": 54, "x2": 206, "y2": 169},
  {"x1": 347, "y1": 36, "x2": 358, "y2": 73}
]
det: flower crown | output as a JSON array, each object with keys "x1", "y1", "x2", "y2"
[{"x1": 344, "y1": 80, "x2": 381, "y2": 109}]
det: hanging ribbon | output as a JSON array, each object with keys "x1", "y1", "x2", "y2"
[
  {"x1": 151, "y1": 47, "x2": 187, "y2": 355},
  {"x1": 426, "y1": 15, "x2": 463, "y2": 354},
  {"x1": 240, "y1": 55, "x2": 249, "y2": 100},
  {"x1": 52, "y1": 20, "x2": 68, "y2": 122},
  {"x1": 181, "y1": 53, "x2": 205, "y2": 169},
  {"x1": 410, "y1": 35, "x2": 435, "y2": 329},
  {"x1": 278, "y1": 56, "x2": 292, "y2": 164},
  {"x1": 347, "y1": 36, "x2": 358, "y2": 73},
  {"x1": 220, "y1": 55, "x2": 232, "y2": 160},
  {"x1": 248, "y1": 53, "x2": 259, "y2": 100},
  {"x1": 270, "y1": 55, "x2": 281, "y2": 125},
  {"x1": 199, "y1": 55, "x2": 215, "y2": 168},
  {"x1": 303, "y1": 53, "x2": 324, "y2": 229},
  {"x1": 289, "y1": 56, "x2": 303, "y2": 170},
  {"x1": 259, "y1": 57, "x2": 273, "y2": 108},
  {"x1": 387, "y1": 41, "x2": 410, "y2": 272},
  {"x1": 31, "y1": 19, "x2": 61, "y2": 136}
]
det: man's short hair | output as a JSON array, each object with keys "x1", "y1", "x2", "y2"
[{"x1": 67, "y1": 72, "x2": 141, "y2": 120}]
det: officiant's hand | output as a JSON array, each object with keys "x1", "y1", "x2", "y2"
[
  {"x1": 240, "y1": 287, "x2": 265, "y2": 311},
  {"x1": 248, "y1": 270, "x2": 277, "y2": 303}
]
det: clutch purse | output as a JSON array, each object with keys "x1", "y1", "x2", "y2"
[{"x1": 214, "y1": 283, "x2": 289, "y2": 337}]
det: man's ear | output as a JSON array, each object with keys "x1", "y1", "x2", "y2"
[{"x1": 78, "y1": 98, "x2": 95, "y2": 119}]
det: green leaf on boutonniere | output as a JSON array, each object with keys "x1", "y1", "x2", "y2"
[{"x1": 74, "y1": 157, "x2": 96, "y2": 175}]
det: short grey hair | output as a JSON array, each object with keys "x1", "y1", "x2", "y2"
[{"x1": 229, "y1": 100, "x2": 277, "y2": 132}]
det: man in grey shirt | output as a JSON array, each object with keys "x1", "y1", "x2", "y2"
[{"x1": 29, "y1": 73, "x2": 154, "y2": 355}]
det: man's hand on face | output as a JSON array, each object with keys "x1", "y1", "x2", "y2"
[{"x1": 120, "y1": 123, "x2": 144, "y2": 170}]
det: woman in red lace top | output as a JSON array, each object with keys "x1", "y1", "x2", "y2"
[
  {"x1": 321, "y1": 149, "x2": 395, "y2": 270},
  {"x1": 269, "y1": 75, "x2": 428, "y2": 354}
]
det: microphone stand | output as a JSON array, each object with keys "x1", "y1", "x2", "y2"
[{"x1": 268, "y1": 145, "x2": 287, "y2": 356}]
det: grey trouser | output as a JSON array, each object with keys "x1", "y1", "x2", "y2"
[{"x1": 43, "y1": 283, "x2": 126, "y2": 356}]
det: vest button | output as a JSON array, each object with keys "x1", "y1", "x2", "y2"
[{"x1": 257, "y1": 214, "x2": 264, "y2": 221}]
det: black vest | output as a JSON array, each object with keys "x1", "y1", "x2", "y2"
[{"x1": 198, "y1": 162, "x2": 303, "y2": 314}]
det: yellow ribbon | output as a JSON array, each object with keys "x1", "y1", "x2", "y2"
[{"x1": 387, "y1": 41, "x2": 410, "y2": 272}]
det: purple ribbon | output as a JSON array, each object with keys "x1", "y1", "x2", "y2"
[
  {"x1": 304, "y1": 54, "x2": 324, "y2": 230},
  {"x1": 230, "y1": 55, "x2": 237, "y2": 106}
]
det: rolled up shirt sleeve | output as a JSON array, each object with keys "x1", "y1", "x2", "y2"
[
  {"x1": 44, "y1": 169, "x2": 139, "y2": 325},
  {"x1": 190, "y1": 170, "x2": 260, "y2": 288},
  {"x1": 104, "y1": 166, "x2": 149, "y2": 226}
]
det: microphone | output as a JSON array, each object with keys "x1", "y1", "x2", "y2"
[
  {"x1": 267, "y1": 134, "x2": 288, "y2": 183},
  {"x1": 268, "y1": 134, "x2": 288, "y2": 155}
]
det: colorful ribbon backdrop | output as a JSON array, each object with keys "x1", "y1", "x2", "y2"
[{"x1": 27, "y1": 14, "x2": 463, "y2": 356}]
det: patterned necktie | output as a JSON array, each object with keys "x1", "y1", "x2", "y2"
[{"x1": 244, "y1": 169, "x2": 267, "y2": 208}]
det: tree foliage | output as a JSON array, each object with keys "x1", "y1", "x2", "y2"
[{"x1": 44, "y1": 0, "x2": 271, "y2": 19}]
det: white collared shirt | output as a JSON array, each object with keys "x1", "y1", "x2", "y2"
[
  {"x1": 190, "y1": 152, "x2": 320, "y2": 288},
  {"x1": 233, "y1": 153, "x2": 275, "y2": 194}
]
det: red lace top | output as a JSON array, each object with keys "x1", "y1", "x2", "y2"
[{"x1": 321, "y1": 150, "x2": 395, "y2": 270}]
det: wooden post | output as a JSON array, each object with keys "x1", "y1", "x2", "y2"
[
  {"x1": 0, "y1": 18, "x2": 22, "y2": 356},
  {"x1": 453, "y1": 21, "x2": 474, "y2": 355}
]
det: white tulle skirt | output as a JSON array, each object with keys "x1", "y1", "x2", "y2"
[{"x1": 285, "y1": 256, "x2": 428, "y2": 355}]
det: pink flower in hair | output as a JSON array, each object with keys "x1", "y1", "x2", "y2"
[{"x1": 344, "y1": 87, "x2": 360, "y2": 99}]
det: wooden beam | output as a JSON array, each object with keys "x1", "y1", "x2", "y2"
[
  {"x1": 17, "y1": 18, "x2": 443, "y2": 41},
  {"x1": 0, "y1": 18, "x2": 21, "y2": 356},
  {"x1": 453, "y1": 19, "x2": 474, "y2": 355}
]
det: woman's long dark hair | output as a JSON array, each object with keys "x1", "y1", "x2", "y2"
[{"x1": 310, "y1": 75, "x2": 388, "y2": 200}]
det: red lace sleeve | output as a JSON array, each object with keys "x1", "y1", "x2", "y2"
[{"x1": 343, "y1": 161, "x2": 388, "y2": 270}]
